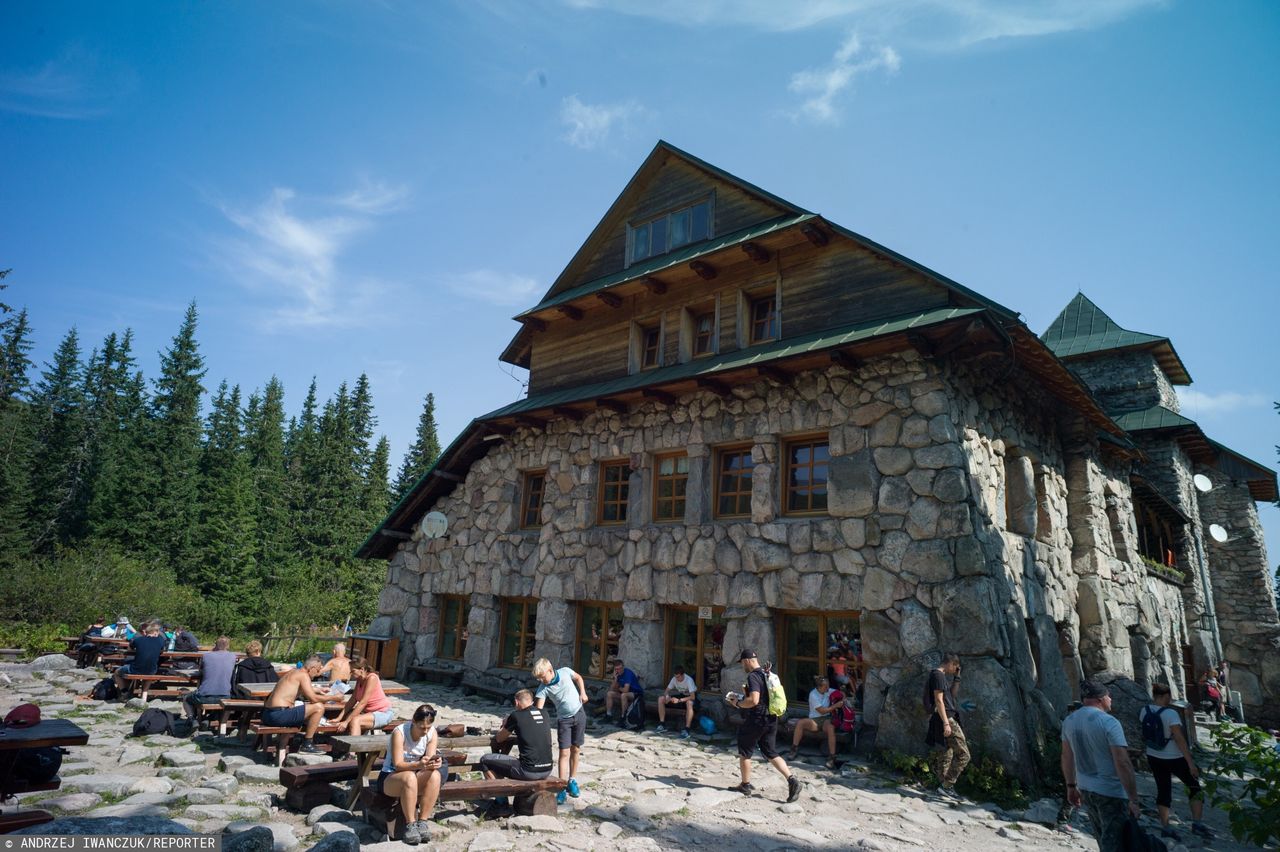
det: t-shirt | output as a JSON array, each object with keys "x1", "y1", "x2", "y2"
[
  {"x1": 666, "y1": 675, "x2": 696, "y2": 697},
  {"x1": 382, "y1": 722, "x2": 436, "y2": 772},
  {"x1": 503, "y1": 706, "x2": 554, "y2": 773},
  {"x1": 1139, "y1": 704, "x2": 1183, "y2": 760},
  {"x1": 745, "y1": 669, "x2": 770, "y2": 722},
  {"x1": 924, "y1": 669, "x2": 957, "y2": 718},
  {"x1": 535, "y1": 668, "x2": 583, "y2": 716},
  {"x1": 199, "y1": 650, "x2": 237, "y2": 696},
  {"x1": 355, "y1": 674, "x2": 393, "y2": 714},
  {"x1": 1062, "y1": 706, "x2": 1128, "y2": 799},
  {"x1": 615, "y1": 668, "x2": 643, "y2": 696},
  {"x1": 128, "y1": 635, "x2": 167, "y2": 675},
  {"x1": 807, "y1": 687, "x2": 830, "y2": 719}
]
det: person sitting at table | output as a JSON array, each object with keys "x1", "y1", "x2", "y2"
[
  {"x1": 479, "y1": 689, "x2": 554, "y2": 814},
  {"x1": 113, "y1": 620, "x2": 167, "y2": 696},
  {"x1": 232, "y1": 640, "x2": 278, "y2": 688},
  {"x1": 180, "y1": 635, "x2": 237, "y2": 728},
  {"x1": 331, "y1": 656, "x2": 396, "y2": 735},
  {"x1": 261, "y1": 654, "x2": 327, "y2": 753},
  {"x1": 108, "y1": 615, "x2": 136, "y2": 641},
  {"x1": 378, "y1": 703, "x2": 447, "y2": 846},
  {"x1": 76, "y1": 616, "x2": 109, "y2": 668},
  {"x1": 319, "y1": 642, "x2": 353, "y2": 694}
]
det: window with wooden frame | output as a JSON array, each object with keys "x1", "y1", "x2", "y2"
[
  {"x1": 598, "y1": 460, "x2": 632, "y2": 525},
  {"x1": 520, "y1": 470, "x2": 546, "y2": 529},
  {"x1": 641, "y1": 326, "x2": 662, "y2": 369},
  {"x1": 783, "y1": 436, "x2": 830, "y2": 515},
  {"x1": 498, "y1": 598, "x2": 538, "y2": 669},
  {"x1": 665, "y1": 607, "x2": 727, "y2": 694},
  {"x1": 749, "y1": 294, "x2": 778, "y2": 343},
  {"x1": 576, "y1": 603, "x2": 622, "y2": 679},
  {"x1": 714, "y1": 445, "x2": 754, "y2": 518},
  {"x1": 437, "y1": 595, "x2": 470, "y2": 660},
  {"x1": 692, "y1": 311, "x2": 716, "y2": 357},
  {"x1": 627, "y1": 199, "x2": 712, "y2": 266},
  {"x1": 777, "y1": 611, "x2": 862, "y2": 706},
  {"x1": 653, "y1": 452, "x2": 689, "y2": 522}
]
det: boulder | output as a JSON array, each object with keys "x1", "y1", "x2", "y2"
[
  {"x1": 307, "y1": 833, "x2": 361, "y2": 852},
  {"x1": 1091, "y1": 670, "x2": 1156, "y2": 752},
  {"x1": 185, "y1": 804, "x2": 265, "y2": 821},
  {"x1": 828, "y1": 450, "x2": 877, "y2": 518},
  {"x1": 62, "y1": 774, "x2": 138, "y2": 798},
  {"x1": 29, "y1": 654, "x2": 76, "y2": 671},
  {"x1": 159, "y1": 749, "x2": 207, "y2": 767},
  {"x1": 40, "y1": 793, "x2": 102, "y2": 813},
  {"x1": 1022, "y1": 798, "x2": 1060, "y2": 826},
  {"x1": 235, "y1": 764, "x2": 284, "y2": 784},
  {"x1": 225, "y1": 822, "x2": 300, "y2": 852},
  {"x1": 223, "y1": 826, "x2": 275, "y2": 852},
  {"x1": 129, "y1": 777, "x2": 175, "y2": 794},
  {"x1": 14, "y1": 818, "x2": 194, "y2": 835}
]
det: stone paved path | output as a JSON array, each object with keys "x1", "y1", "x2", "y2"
[{"x1": 0, "y1": 658, "x2": 1260, "y2": 851}]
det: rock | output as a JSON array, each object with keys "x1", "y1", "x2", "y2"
[
  {"x1": 126, "y1": 697, "x2": 149, "y2": 710},
  {"x1": 159, "y1": 749, "x2": 207, "y2": 767},
  {"x1": 684, "y1": 787, "x2": 740, "y2": 808},
  {"x1": 306, "y1": 804, "x2": 352, "y2": 826},
  {"x1": 62, "y1": 774, "x2": 138, "y2": 798},
  {"x1": 219, "y1": 755, "x2": 255, "y2": 772},
  {"x1": 225, "y1": 822, "x2": 300, "y2": 852},
  {"x1": 1022, "y1": 797, "x2": 1060, "y2": 826},
  {"x1": 90, "y1": 803, "x2": 172, "y2": 819},
  {"x1": 828, "y1": 450, "x2": 877, "y2": 518},
  {"x1": 203, "y1": 775, "x2": 240, "y2": 795},
  {"x1": 14, "y1": 817, "x2": 193, "y2": 835},
  {"x1": 235, "y1": 764, "x2": 284, "y2": 784},
  {"x1": 223, "y1": 826, "x2": 275, "y2": 852},
  {"x1": 144, "y1": 734, "x2": 191, "y2": 748},
  {"x1": 185, "y1": 804, "x2": 265, "y2": 821},
  {"x1": 41, "y1": 793, "x2": 102, "y2": 812},
  {"x1": 159, "y1": 765, "x2": 206, "y2": 783},
  {"x1": 507, "y1": 815, "x2": 565, "y2": 832},
  {"x1": 307, "y1": 833, "x2": 361, "y2": 852},
  {"x1": 996, "y1": 826, "x2": 1024, "y2": 841},
  {"x1": 118, "y1": 744, "x2": 152, "y2": 765},
  {"x1": 282, "y1": 752, "x2": 332, "y2": 767},
  {"x1": 778, "y1": 802, "x2": 803, "y2": 814},
  {"x1": 597, "y1": 821, "x2": 624, "y2": 839},
  {"x1": 621, "y1": 797, "x2": 684, "y2": 819},
  {"x1": 779, "y1": 827, "x2": 826, "y2": 844},
  {"x1": 468, "y1": 831, "x2": 514, "y2": 851},
  {"x1": 130, "y1": 777, "x2": 175, "y2": 794},
  {"x1": 29, "y1": 654, "x2": 76, "y2": 671},
  {"x1": 59, "y1": 761, "x2": 97, "y2": 776},
  {"x1": 184, "y1": 787, "x2": 227, "y2": 804}
]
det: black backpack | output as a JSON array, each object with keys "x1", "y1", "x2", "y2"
[
  {"x1": 173, "y1": 630, "x2": 199, "y2": 652},
  {"x1": 90, "y1": 677, "x2": 119, "y2": 701},
  {"x1": 1140, "y1": 706, "x2": 1173, "y2": 751},
  {"x1": 132, "y1": 708, "x2": 176, "y2": 737},
  {"x1": 12, "y1": 747, "x2": 65, "y2": 783}
]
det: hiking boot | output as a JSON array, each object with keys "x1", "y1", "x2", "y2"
[
  {"x1": 654, "y1": 724, "x2": 667, "y2": 734},
  {"x1": 555, "y1": 790, "x2": 568, "y2": 805},
  {"x1": 678, "y1": 729, "x2": 691, "y2": 739},
  {"x1": 730, "y1": 782, "x2": 755, "y2": 795},
  {"x1": 825, "y1": 756, "x2": 837, "y2": 770},
  {"x1": 1191, "y1": 822, "x2": 1214, "y2": 839},
  {"x1": 936, "y1": 785, "x2": 960, "y2": 802},
  {"x1": 400, "y1": 823, "x2": 421, "y2": 845},
  {"x1": 299, "y1": 741, "x2": 321, "y2": 754},
  {"x1": 567, "y1": 777, "x2": 580, "y2": 797},
  {"x1": 786, "y1": 775, "x2": 803, "y2": 803}
]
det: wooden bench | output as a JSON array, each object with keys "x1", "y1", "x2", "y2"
[
  {"x1": 122, "y1": 673, "x2": 198, "y2": 701},
  {"x1": 278, "y1": 748, "x2": 477, "y2": 811},
  {"x1": 408, "y1": 664, "x2": 464, "y2": 687},
  {"x1": 0, "y1": 810, "x2": 55, "y2": 833},
  {"x1": 359, "y1": 776, "x2": 565, "y2": 840}
]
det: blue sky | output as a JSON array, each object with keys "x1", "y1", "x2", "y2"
[{"x1": 3, "y1": 1, "x2": 1277, "y2": 549}]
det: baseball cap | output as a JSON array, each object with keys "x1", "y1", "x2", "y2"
[
  {"x1": 4, "y1": 703, "x2": 41, "y2": 728},
  {"x1": 1081, "y1": 679, "x2": 1110, "y2": 700},
  {"x1": 737, "y1": 649, "x2": 757, "y2": 661}
]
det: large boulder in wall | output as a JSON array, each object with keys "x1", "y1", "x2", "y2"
[{"x1": 1090, "y1": 670, "x2": 1156, "y2": 752}]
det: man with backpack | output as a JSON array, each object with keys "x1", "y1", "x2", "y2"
[
  {"x1": 726, "y1": 649, "x2": 802, "y2": 803},
  {"x1": 923, "y1": 652, "x2": 970, "y2": 799},
  {"x1": 1140, "y1": 683, "x2": 1212, "y2": 841}
]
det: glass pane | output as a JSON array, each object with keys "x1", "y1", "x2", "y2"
[
  {"x1": 631, "y1": 224, "x2": 649, "y2": 262},
  {"x1": 649, "y1": 218, "x2": 667, "y2": 255},
  {"x1": 440, "y1": 627, "x2": 457, "y2": 659},
  {"x1": 658, "y1": 479, "x2": 673, "y2": 499},
  {"x1": 812, "y1": 443, "x2": 830, "y2": 464},
  {"x1": 501, "y1": 604, "x2": 523, "y2": 665},
  {"x1": 792, "y1": 445, "x2": 810, "y2": 465},
  {"x1": 676, "y1": 456, "x2": 689, "y2": 474},
  {"x1": 670, "y1": 209, "x2": 691, "y2": 247},
  {"x1": 606, "y1": 608, "x2": 621, "y2": 664},
  {"x1": 691, "y1": 202, "x2": 710, "y2": 241}
]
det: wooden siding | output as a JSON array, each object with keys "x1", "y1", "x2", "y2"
[
  {"x1": 527, "y1": 237, "x2": 951, "y2": 395},
  {"x1": 550, "y1": 157, "x2": 789, "y2": 298}
]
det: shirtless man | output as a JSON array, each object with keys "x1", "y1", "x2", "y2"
[
  {"x1": 262, "y1": 655, "x2": 327, "y2": 753},
  {"x1": 320, "y1": 643, "x2": 352, "y2": 692}
]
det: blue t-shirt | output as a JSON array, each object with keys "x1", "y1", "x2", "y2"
[
  {"x1": 128, "y1": 635, "x2": 167, "y2": 676},
  {"x1": 535, "y1": 668, "x2": 583, "y2": 716},
  {"x1": 616, "y1": 668, "x2": 643, "y2": 696},
  {"x1": 1062, "y1": 705, "x2": 1128, "y2": 799}
]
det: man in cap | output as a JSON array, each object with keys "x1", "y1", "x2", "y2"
[
  {"x1": 726, "y1": 649, "x2": 802, "y2": 803},
  {"x1": 1061, "y1": 679, "x2": 1141, "y2": 852}
]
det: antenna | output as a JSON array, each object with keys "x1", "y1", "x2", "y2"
[
  {"x1": 1193, "y1": 474, "x2": 1213, "y2": 493},
  {"x1": 1208, "y1": 524, "x2": 1229, "y2": 544},
  {"x1": 420, "y1": 511, "x2": 448, "y2": 540}
]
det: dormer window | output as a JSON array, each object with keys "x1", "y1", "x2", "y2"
[
  {"x1": 750, "y1": 295, "x2": 778, "y2": 343},
  {"x1": 693, "y1": 312, "x2": 715, "y2": 356},
  {"x1": 628, "y1": 200, "x2": 712, "y2": 266}
]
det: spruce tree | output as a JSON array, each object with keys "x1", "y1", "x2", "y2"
[
  {"x1": 29, "y1": 328, "x2": 89, "y2": 550},
  {"x1": 244, "y1": 377, "x2": 290, "y2": 577},
  {"x1": 87, "y1": 332, "x2": 151, "y2": 552},
  {"x1": 394, "y1": 391, "x2": 442, "y2": 498},
  {"x1": 0, "y1": 300, "x2": 34, "y2": 557}
]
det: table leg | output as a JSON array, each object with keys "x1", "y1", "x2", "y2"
[
  {"x1": 219, "y1": 710, "x2": 229, "y2": 737},
  {"x1": 345, "y1": 752, "x2": 378, "y2": 810}
]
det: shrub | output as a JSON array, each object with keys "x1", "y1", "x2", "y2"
[
  {"x1": 0, "y1": 622, "x2": 72, "y2": 658},
  {"x1": 1204, "y1": 721, "x2": 1280, "y2": 846},
  {"x1": 877, "y1": 748, "x2": 1028, "y2": 810}
]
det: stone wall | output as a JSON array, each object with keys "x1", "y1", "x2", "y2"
[
  {"x1": 1068, "y1": 352, "x2": 1179, "y2": 413},
  {"x1": 372, "y1": 349, "x2": 1191, "y2": 782}
]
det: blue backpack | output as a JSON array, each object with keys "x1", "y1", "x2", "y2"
[{"x1": 1140, "y1": 705, "x2": 1173, "y2": 750}]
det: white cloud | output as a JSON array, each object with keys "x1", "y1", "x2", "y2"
[
  {"x1": 789, "y1": 32, "x2": 900, "y2": 123},
  {"x1": 212, "y1": 180, "x2": 410, "y2": 328},
  {"x1": 560, "y1": 95, "x2": 641, "y2": 150},
  {"x1": 0, "y1": 44, "x2": 136, "y2": 120},
  {"x1": 1176, "y1": 388, "x2": 1269, "y2": 417},
  {"x1": 444, "y1": 269, "x2": 541, "y2": 308}
]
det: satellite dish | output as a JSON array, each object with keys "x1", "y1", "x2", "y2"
[
  {"x1": 420, "y1": 511, "x2": 448, "y2": 540},
  {"x1": 1193, "y1": 474, "x2": 1213, "y2": 493},
  {"x1": 1208, "y1": 524, "x2": 1229, "y2": 544}
]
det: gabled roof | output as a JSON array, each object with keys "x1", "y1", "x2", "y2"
[{"x1": 1042, "y1": 293, "x2": 1191, "y2": 384}]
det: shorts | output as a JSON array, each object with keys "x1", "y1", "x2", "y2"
[
  {"x1": 1149, "y1": 754, "x2": 1202, "y2": 808},
  {"x1": 376, "y1": 761, "x2": 448, "y2": 793},
  {"x1": 557, "y1": 707, "x2": 586, "y2": 749},
  {"x1": 371, "y1": 708, "x2": 395, "y2": 728},
  {"x1": 737, "y1": 715, "x2": 779, "y2": 760},
  {"x1": 478, "y1": 753, "x2": 551, "y2": 781},
  {"x1": 261, "y1": 705, "x2": 307, "y2": 727}
]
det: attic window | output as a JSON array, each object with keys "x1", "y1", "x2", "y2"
[{"x1": 628, "y1": 200, "x2": 712, "y2": 265}]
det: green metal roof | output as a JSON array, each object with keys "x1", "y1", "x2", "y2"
[
  {"x1": 1110, "y1": 405, "x2": 1198, "y2": 432},
  {"x1": 1042, "y1": 293, "x2": 1191, "y2": 384},
  {"x1": 514, "y1": 213, "x2": 815, "y2": 319},
  {"x1": 484, "y1": 306, "x2": 983, "y2": 420}
]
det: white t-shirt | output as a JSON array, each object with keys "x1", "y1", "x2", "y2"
[
  {"x1": 666, "y1": 674, "x2": 697, "y2": 697},
  {"x1": 808, "y1": 688, "x2": 831, "y2": 719},
  {"x1": 1139, "y1": 704, "x2": 1183, "y2": 760},
  {"x1": 382, "y1": 722, "x2": 435, "y2": 773}
]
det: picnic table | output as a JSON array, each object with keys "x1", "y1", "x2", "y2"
[
  {"x1": 235, "y1": 679, "x2": 411, "y2": 698},
  {"x1": 0, "y1": 718, "x2": 89, "y2": 832},
  {"x1": 328, "y1": 735, "x2": 478, "y2": 809}
]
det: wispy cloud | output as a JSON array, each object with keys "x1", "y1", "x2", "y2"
[
  {"x1": 789, "y1": 32, "x2": 900, "y2": 123},
  {"x1": 0, "y1": 44, "x2": 136, "y2": 120},
  {"x1": 560, "y1": 94, "x2": 642, "y2": 150},
  {"x1": 444, "y1": 270, "x2": 541, "y2": 308},
  {"x1": 1176, "y1": 388, "x2": 1269, "y2": 417},
  {"x1": 211, "y1": 180, "x2": 410, "y2": 328}
]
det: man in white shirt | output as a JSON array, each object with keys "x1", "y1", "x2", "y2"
[
  {"x1": 1140, "y1": 682, "x2": 1211, "y2": 841},
  {"x1": 655, "y1": 665, "x2": 697, "y2": 738}
]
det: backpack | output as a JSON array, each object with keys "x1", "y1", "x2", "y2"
[
  {"x1": 623, "y1": 696, "x2": 645, "y2": 729},
  {"x1": 173, "y1": 630, "x2": 199, "y2": 652},
  {"x1": 90, "y1": 677, "x2": 119, "y2": 701},
  {"x1": 132, "y1": 708, "x2": 176, "y2": 737},
  {"x1": 764, "y1": 670, "x2": 788, "y2": 717},
  {"x1": 12, "y1": 747, "x2": 65, "y2": 784},
  {"x1": 1141, "y1": 705, "x2": 1173, "y2": 751}
]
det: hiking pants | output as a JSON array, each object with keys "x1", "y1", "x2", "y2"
[{"x1": 929, "y1": 717, "x2": 970, "y2": 786}]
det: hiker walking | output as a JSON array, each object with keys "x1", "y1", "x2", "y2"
[
  {"x1": 1140, "y1": 683, "x2": 1212, "y2": 841},
  {"x1": 924, "y1": 652, "x2": 970, "y2": 798},
  {"x1": 726, "y1": 649, "x2": 802, "y2": 803}
]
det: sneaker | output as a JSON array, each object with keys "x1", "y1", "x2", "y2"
[
  {"x1": 936, "y1": 785, "x2": 960, "y2": 801},
  {"x1": 786, "y1": 775, "x2": 803, "y2": 803},
  {"x1": 299, "y1": 741, "x2": 321, "y2": 754},
  {"x1": 654, "y1": 724, "x2": 667, "y2": 734},
  {"x1": 785, "y1": 747, "x2": 800, "y2": 761},
  {"x1": 825, "y1": 756, "x2": 837, "y2": 770},
  {"x1": 1191, "y1": 822, "x2": 1214, "y2": 839},
  {"x1": 730, "y1": 782, "x2": 755, "y2": 795},
  {"x1": 678, "y1": 729, "x2": 691, "y2": 739},
  {"x1": 567, "y1": 777, "x2": 580, "y2": 797},
  {"x1": 401, "y1": 823, "x2": 421, "y2": 845},
  {"x1": 411, "y1": 820, "x2": 432, "y2": 840},
  {"x1": 556, "y1": 790, "x2": 567, "y2": 805}
]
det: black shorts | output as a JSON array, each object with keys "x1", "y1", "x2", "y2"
[
  {"x1": 1148, "y1": 754, "x2": 1202, "y2": 807},
  {"x1": 478, "y1": 754, "x2": 551, "y2": 781},
  {"x1": 261, "y1": 705, "x2": 307, "y2": 727},
  {"x1": 557, "y1": 707, "x2": 586, "y2": 749},
  {"x1": 737, "y1": 715, "x2": 779, "y2": 760}
]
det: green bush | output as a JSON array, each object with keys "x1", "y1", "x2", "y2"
[
  {"x1": 0, "y1": 622, "x2": 73, "y2": 658},
  {"x1": 877, "y1": 748, "x2": 1028, "y2": 810},
  {"x1": 1204, "y1": 721, "x2": 1280, "y2": 846}
]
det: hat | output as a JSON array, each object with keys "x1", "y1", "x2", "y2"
[
  {"x1": 116, "y1": 616, "x2": 130, "y2": 625},
  {"x1": 1081, "y1": 679, "x2": 1110, "y2": 700},
  {"x1": 737, "y1": 649, "x2": 757, "y2": 661},
  {"x1": 4, "y1": 703, "x2": 40, "y2": 728}
]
